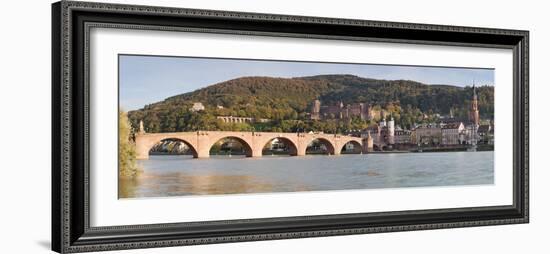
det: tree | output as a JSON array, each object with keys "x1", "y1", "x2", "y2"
[{"x1": 119, "y1": 110, "x2": 139, "y2": 178}]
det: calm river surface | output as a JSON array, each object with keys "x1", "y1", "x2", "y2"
[{"x1": 119, "y1": 151, "x2": 494, "y2": 198}]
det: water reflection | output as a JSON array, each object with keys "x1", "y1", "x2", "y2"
[{"x1": 119, "y1": 152, "x2": 494, "y2": 199}]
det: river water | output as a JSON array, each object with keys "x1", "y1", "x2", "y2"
[{"x1": 119, "y1": 151, "x2": 494, "y2": 198}]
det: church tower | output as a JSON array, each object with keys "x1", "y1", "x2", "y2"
[
  {"x1": 469, "y1": 84, "x2": 480, "y2": 126},
  {"x1": 388, "y1": 115, "x2": 395, "y2": 144}
]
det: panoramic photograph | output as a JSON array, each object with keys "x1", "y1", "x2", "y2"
[{"x1": 118, "y1": 55, "x2": 495, "y2": 199}]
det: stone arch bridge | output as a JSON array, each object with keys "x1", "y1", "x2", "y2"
[{"x1": 135, "y1": 131, "x2": 370, "y2": 159}]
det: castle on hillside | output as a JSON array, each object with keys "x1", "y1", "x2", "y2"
[{"x1": 310, "y1": 99, "x2": 373, "y2": 120}]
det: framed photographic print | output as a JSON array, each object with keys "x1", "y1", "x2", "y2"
[{"x1": 52, "y1": 1, "x2": 529, "y2": 253}]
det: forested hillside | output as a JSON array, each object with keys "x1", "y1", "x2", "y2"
[{"x1": 127, "y1": 75, "x2": 493, "y2": 133}]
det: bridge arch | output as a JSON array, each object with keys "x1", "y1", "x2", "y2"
[
  {"x1": 340, "y1": 140, "x2": 362, "y2": 154},
  {"x1": 261, "y1": 137, "x2": 298, "y2": 156},
  {"x1": 209, "y1": 136, "x2": 254, "y2": 157},
  {"x1": 135, "y1": 134, "x2": 200, "y2": 159},
  {"x1": 305, "y1": 137, "x2": 336, "y2": 155},
  {"x1": 149, "y1": 138, "x2": 199, "y2": 157}
]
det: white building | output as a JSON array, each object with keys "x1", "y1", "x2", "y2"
[
  {"x1": 463, "y1": 124, "x2": 479, "y2": 145},
  {"x1": 441, "y1": 122, "x2": 465, "y2": 145},
  {"x1": 190, "y1": 102, "x2": 205, "y2": 112}
]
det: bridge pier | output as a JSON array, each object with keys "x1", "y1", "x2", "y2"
[
  {"x1": 251, "y1": 149, "x2": 263, "y2": 157},
  {"x1": 135, "y1": 135, "x2": 150, "y2": 160},
  {"x1": 196, "y1": 150, "x2": 210, "y2": 159}
]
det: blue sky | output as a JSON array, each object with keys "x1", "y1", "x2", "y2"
[{"x1": 119, "y1": 55, "x2": 494, "y2": 111}]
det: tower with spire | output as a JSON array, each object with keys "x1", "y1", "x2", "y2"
[
  {"x1": 469, "y1": 83, "x2": 480, "y2": 126},
  {"x1": 387, "y1": 115, "x2": 395, "y2": 144}
]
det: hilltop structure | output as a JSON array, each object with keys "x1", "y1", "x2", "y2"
[{"x1": 190, "y1": 102, "x2": 205, "y2": 112}]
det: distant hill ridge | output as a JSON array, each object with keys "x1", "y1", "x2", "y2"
[
  {"x1": 128, "y1": 74, "x2": 493, "y2": 133},
  {"x1": 141, "y1": 74, "x2": 492, "y2": 113}
]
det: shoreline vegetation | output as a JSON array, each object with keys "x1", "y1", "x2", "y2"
[{"x1": 119, "y1": 110, "x2": 141, "y2": 178}]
